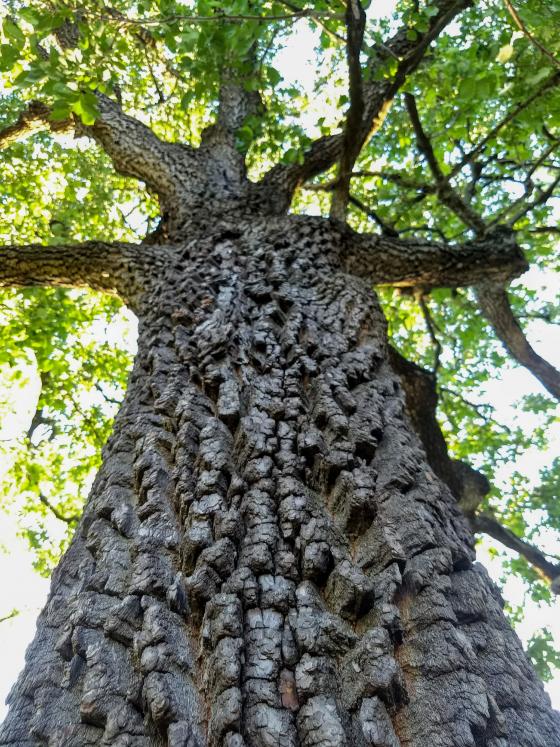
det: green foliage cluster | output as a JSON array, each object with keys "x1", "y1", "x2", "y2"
[{"x1": 0, "y1": 0, "x2": 559, "y2": 678}]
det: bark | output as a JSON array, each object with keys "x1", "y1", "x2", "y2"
[
  {"x1": 344, "y1": 224, "x2": 528, "y2": 288},
  {"x1": 0, "y1": 101, "x2": 72, "y2": 150},
  {"x1": 1, "y1": 215, "x2": 558, "y2": 746},
  {"x1": 389, "y1": 348, "x2": 560, "y2": 592},
  {"x1": 0, "y1": 241, "x2": 157, "y2": 308}
]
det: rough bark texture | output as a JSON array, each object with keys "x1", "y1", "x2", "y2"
[{"x1": 2, "y1": 215, "x2": 558, "y2": 746}]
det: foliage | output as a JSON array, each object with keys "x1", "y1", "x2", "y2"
[
  {"x1": 0, "y1": 0, "x2": 559, "y2": 680},
  {"x1": 527, "y1": 629, "x2": 560, "y2": 683}
]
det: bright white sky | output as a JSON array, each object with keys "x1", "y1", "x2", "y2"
[{"x1": 1, "y1": 0, "x2": 559, "y2": 724}]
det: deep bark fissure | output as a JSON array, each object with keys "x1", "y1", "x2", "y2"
[{"x1": 2, "y1": 216, "x2": 558, "y2": 746}]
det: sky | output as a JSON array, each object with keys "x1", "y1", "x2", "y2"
[{"x1": 0, "y1": 0, "x2": 559, "y2": 726}]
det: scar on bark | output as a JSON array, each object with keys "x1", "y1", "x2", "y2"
[{"x1": 390, "y1": 346, "x2": 560, "y2": 591}]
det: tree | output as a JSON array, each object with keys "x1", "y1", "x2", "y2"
[{"x1": 0, "y1": 0, "x2": 559, "y2": 743}]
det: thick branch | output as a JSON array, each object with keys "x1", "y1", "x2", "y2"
[
  {"x1": 0, "y1": 101, "x2": 72, "y2": 150},
  {"x1": 471, "y1": 513, "x2": 560, "y2": 588},
  {"x1": 330, "y1": 0, "x2": 366, "y2": 221},
  {"x1": 343, "y1": 225, "x2": 528, "y2": 288},
  {"x1": 0, "y1": 241, "x2": 151, "y2": 306},
  {"x1": 476, "y1": 284, "x2": 560, "y2": 400},
  {"x1": 389, "y1": 347, "x2": 475, "y2": 500},
  {"x1": 79, "y1": 94, "x2": 195, "y2": 198},
  {"x1": 1, "y1": 95, "x2": 194, "y2": 213}
]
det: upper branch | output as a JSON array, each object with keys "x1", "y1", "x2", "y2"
[
  {"x1": 342, "y1": 225, "x2": 528, "y2": 288},
  {"x1": 404, "y1": 92, "x2": 486, "y2": 232},
  {"x1": 471, "y1": 512, "x2": 560, "y2": 589},
  {"x1": 0, "y1": 241, "x2": 154, "y2": 308},
  {"x1": 330, "y1": 0, "x2": 366, "y2": 221},
  {"x1": 476, "y1": 284, "x2": 560, "y2": 400},
  {"x1": 447, "y1": 70, "x2": 560, "y2": 181},
  {"x1": 401, "y1": 95, "x2": 560, "y2": 400},
  {"x1": 79, "y1": 94, "x2": 196, "y2": 199},
  {"x1": 1, "y1": 94, "x2": 198, "y2": 217},
  {"x1": 260, "y1": 0, "x2": 471, "y2": 201}
]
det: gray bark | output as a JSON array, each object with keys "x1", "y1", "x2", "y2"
[{"x1": 1, "y1": 215, "x2": 558, "y2": 746}]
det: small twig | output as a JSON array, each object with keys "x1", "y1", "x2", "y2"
[
  {"x1": 398, "y1": 223, "x2": 450, "y2": 242},
  {"x1": 277, "y1": 0, "x2": 346, "y2": 42},
  {"x1": 348, "y1": 194, "x2": 400, "y2": 236},
  {"x1": 96, "y1": 7, "x2": 344, "y2": 28},
  {"x1": 38, "y1": 493, "x2": 80, "y2": 524},
  {"x1": 447, "y1": 71, "x2": 560, "y2": 180},
  {"x1": 527, "y1": 225, "x2": 560, "y2": 234},
  {"x1": 503, "y1": 0, "x2": 560, "y2": 70},
  {"x1": 94, "y1": 381, "x2": 121, "y2": 406},
  {"x1": 0, "y1": 609, "x2": 19, "y2": 624},
  {"x1": 440, "y1": 385, "x2": 511, "y2": 431},
  {"x1": 503, "y1": 171, "x2": 560, "y2": 227},
  {"x1": 416, "y1": 292, "x2": 442, "y2": 374}
]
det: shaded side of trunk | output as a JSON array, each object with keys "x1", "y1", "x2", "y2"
[{"x1": 1, "y1": 217, "x2": 558, "y2": 747}]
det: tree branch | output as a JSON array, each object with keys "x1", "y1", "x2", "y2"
[
  {"x1": 0, "y1": 101, "x2": 72, "y2": 151},
  {"x1": 0, "y1": 241, "x2": 152, "y2": 306},
  {"x1": 261, "y1": 0, "x2": 471, "y2": 201},
  {"x1": 78, "y1": 94, "x2": 196, "y2": 200},
  {"x1": 343, "y1": 225, "x2": 528, "y2": 288},
  {"x1": 471, "y1": 512, "x2": 560, "y2": 589},
  {"x1": 0, "y1": 610, "x2": 19, "y2": 625},
  {"x1": 93, "y1": 7, "x2": 343, "y2": 27},
  {"x1": 476, "y1": 284, "x2": 560, "y2": 400},
  {"x1": 330, "y1": 0, "x2": 367, "y2": 221},
  {"x1": 404, "y1": 92, "x2": 486, "y2": 232},
  {"x1": 447, "y1": 71, "x2": 560, "y2": 181},
  {"x1": 38, "y1": 493, "x2": 80, "y2": 525},
  {"x1": 0, "y1": 94, "x2": 196, "y2": 218},
  {"x1": 399, "y1": 95, "x2": 560, "y2": 400},
  {"x1": 416, "y1": 291, "x2": 443, "y2": 373},
  {"x1": 348, "y1": 194, "x2": 400, "y2": 236},
  {"x1": 503, "y1": 0, "x2": 560, "y2": 70},
  {"x1": 389, "y1": 347, "x2": 476, "y2": 499}
]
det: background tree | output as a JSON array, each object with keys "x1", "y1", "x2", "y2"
[{"x1": 0, "y1": 0, "x2": 559, "y2": 744}]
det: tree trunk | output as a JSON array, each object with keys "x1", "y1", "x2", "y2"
[{"x1": 2, "y1": 216, "x2": 558, "y2": 747}]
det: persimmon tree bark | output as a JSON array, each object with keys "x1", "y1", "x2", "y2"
[{"x1": 1, "y1": 86, "x2": 559, "y2": 747}]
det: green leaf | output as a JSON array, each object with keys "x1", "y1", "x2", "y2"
[{"x1": 3, "y1": 18, "x2": 26, "y2": 49}]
